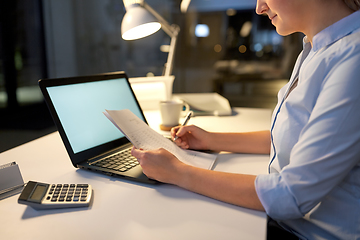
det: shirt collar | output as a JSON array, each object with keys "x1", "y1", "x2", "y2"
[{"x1": 311, "y1": 10, "x2": 360, "y2": 52}]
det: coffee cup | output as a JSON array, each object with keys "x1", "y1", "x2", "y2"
[{"x1": 159, "y1": 100, "x2": 189, "y2": 131}]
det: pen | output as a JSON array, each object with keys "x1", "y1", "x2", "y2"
[{"x1": 173, "y1": 111, "x2": 193, "y2": 141}]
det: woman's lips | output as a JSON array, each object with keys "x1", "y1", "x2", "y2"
[{"x1": 269, "y1": 15, "x2": 277, "y2": 21}]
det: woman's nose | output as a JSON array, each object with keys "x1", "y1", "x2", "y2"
[{"x1": 256, "y1": 0, "x2": 269, "y2": 15}]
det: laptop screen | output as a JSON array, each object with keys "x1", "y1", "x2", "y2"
[{"x1": 46, "y1": 77, "x2": 144, "y2": 154}]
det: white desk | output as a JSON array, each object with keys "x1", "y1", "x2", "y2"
[{"x1": 0, "y1": 107, "x2": 271, "y2": 240}]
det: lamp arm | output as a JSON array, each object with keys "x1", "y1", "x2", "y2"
[
  {"x1": 142, "y1": 1, "x2": 179, "y2": 76},
  {"x1": 164, "y1": 34, "x2": 177, "y2": 76},
  {"x1": 142, "y1": 2, "x2": 179, "y2": 37}
]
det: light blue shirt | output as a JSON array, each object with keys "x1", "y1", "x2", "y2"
[{"x1": 255, "y1": 10, "x2": 360, "y2": 240}]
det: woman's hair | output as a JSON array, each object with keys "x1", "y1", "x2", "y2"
[{"x1": 343, "y1": 0, "x2": 360, "y2": 10}]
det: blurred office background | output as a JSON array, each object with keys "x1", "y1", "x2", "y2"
[{"x1": 0, "y1": 0, "x2": 303, "y2": 152}]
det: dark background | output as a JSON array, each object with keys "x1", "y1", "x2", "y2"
[{"x1": 0, "y1": 0, "x2": 303, "y2": 152}]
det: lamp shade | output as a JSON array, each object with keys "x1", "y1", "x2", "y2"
[{"x1": 121, "y1": 4, "x2": 161, "y2": 40}]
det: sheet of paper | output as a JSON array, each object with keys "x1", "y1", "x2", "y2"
[{"x1": 103, "y1": 109, "x2": 217, "y2": 170}]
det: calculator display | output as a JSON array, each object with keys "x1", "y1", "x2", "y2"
[{"x1": 30, "y1": 185, "x2": 46, "y2": 201}]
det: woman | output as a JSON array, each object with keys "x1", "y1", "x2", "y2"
[{"x1": 132, "y1": 0, "x2": 360, "y2": 239}]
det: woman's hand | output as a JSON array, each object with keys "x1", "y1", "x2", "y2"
[
  {"x1": 131, "y1": 147, "x2": 264, "y2": 211},
  {"x1": 171, "y1": 125, "x2": 211, "y2": 150},
  {"x1": 131, "y1": 147, "x2": 187, "y2": 184}
]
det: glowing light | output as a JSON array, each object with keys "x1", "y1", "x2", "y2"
[
  {"x1": 254, "y1": 43, "x2": 263, "y2": 52},
  {"x1": 195, "y1": 24, "x2": 210, "y2": 37},
  {"x1": 226, "y1": 8, "x2": 237, "y2": 16},
  {"x1": 240, "y1": 21, "x2": 252, "y2": 37},
  {"x1": 122, "y1": 22, "x2": 161, "y2": 40},
  {"x1": 239, "y1": 45, "x2": 247, "y2": 53},
  {"x1": 214, "y1": 44, "x2": 222, "y2": 52}
]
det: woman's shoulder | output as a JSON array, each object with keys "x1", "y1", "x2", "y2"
[
  {"x1": 329, "y1": 30, "x2": 360, "y2": 55},
  {"x1": 316, "y1": 30, "x2": 360, "y2": 67}
]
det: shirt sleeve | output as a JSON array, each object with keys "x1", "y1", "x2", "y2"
[{"x1": 255, "y1": 48, "x2": 360, "y2": 220}]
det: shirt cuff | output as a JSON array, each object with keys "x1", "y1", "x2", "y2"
[{"x1": 255, "y1": 173, "x2": 304, "y2": 220}]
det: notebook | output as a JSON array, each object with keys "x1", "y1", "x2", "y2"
[{"x1": 39, "y1": 71, "x2": 159, "y2": 184}]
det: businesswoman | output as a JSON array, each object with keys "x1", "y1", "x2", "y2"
[{"x1": 132, "y1": 0, "x2": 360, "y2": 238}]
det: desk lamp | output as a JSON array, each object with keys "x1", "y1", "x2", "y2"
[{"x1": 121, "y1": 0, "x2": 180, "y2": 76}]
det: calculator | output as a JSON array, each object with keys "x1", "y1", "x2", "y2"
[{"x1": 18, "y1": 181, "x2": 93, "y2": 210}]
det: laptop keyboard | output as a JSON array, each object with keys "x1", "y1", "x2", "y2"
[{"x1": 92, "y1": 148, "x2": 139, "y2": 172}]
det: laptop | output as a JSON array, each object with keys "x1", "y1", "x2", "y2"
[{"x1": 39, "y1": 71, "x2": 158, "y2": 184}]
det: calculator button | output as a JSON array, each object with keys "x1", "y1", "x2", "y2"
[
  {"x1": 73, "y1": 197, "x2": 79, "y2": 202},
  {"x1": 51, "y1": 198, "x2": 57, "y2": 202},
  {"x1": 66, "y1": 197, "x2": 72, "y2": 201},
  {"x1": 46, "y1": 196, "x2": 51, "y2": 200},
  {"x1": 58, "y1": 198, "x2": 65, "y2": 202}
]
